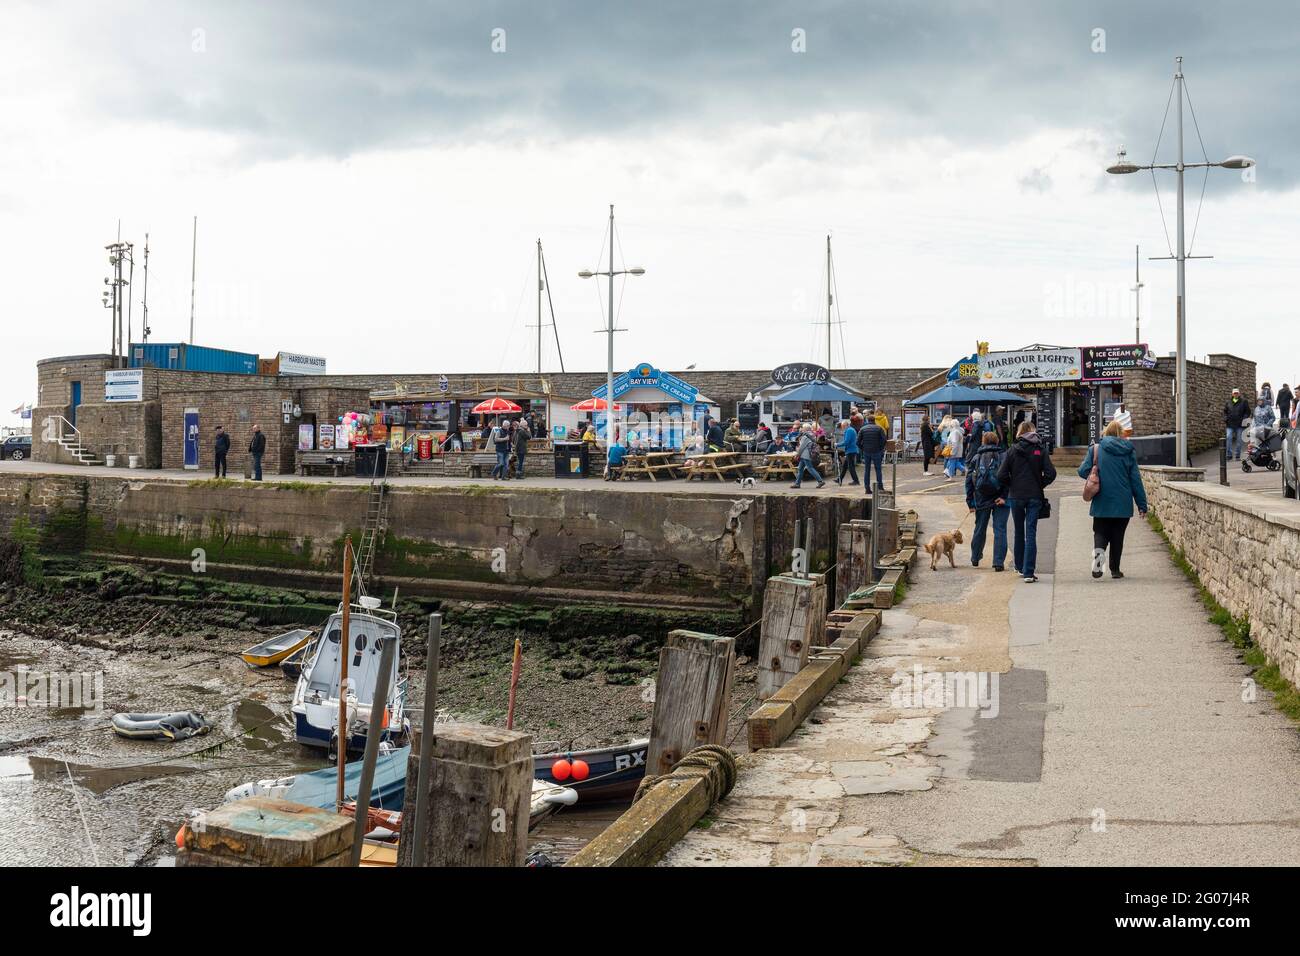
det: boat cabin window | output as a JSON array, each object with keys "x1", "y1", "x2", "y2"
[{"x1": 306, "y1": 616, "x2": 400, "y2": 704}]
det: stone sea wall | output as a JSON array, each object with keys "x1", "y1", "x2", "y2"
[{"x1": 1142, "y1": 466, "x2": 1300, "y2": 690}]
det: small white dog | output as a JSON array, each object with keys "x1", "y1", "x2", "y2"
[{"x1": 736, "y1": 476, "x2": 757, "y2": 488}]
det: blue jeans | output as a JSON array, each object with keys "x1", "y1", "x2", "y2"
[
  {"x1": 515, "y1": 450, "x2": 526, "y2": 478},
  {"x1": 1008, "y1": 497, "x2": 1042, "y2": 577},
  {"x1": 1225, "y1": 426, "x2": 1244, "y2": 458},
  {"x1": 862, "y1": 451, "x2": 884, "y2": 488},
  {"x1": 944, "y1": 456, "x2": 966, "y2": 478},
  {"x1": 971, "y1": 504, "x2": 1009, "y2": 568},
  {"x1": 492, "y1": 447, "x2": 509, "y2": 478},
  {"x1": 793, "y1": 459, "x2": 823, "y2": 486},
  {"x1": 252, "y1": 452, "x2": 263, "y2": 481}
]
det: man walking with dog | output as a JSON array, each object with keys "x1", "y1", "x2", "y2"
[
  {"x1": 965, "y1": 431, "x2": 1010, "y2": 572},
  {"x1": 998, "y1": 420, "x2": 1056, "y2": 583}
]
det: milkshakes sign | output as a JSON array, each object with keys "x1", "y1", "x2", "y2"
[{"x1": 979, "y1": 348, "x2": 1081, "y2": 385}]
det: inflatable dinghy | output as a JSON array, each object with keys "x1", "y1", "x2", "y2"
[{"x1": 111, "y1": 711, "x2": 212, "y2": 741}]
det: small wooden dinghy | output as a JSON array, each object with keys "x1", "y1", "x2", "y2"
[
  {"x1": 279, "y1": 642, "x2": 311, "y2": 680},
  {"x1": 241, "y1": 628, "x2": 313, "y2": 668}
]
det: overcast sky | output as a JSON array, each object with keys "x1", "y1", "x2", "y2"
[{"x1": 4, "y1": 1, "x2": 1297, "y2": 423}]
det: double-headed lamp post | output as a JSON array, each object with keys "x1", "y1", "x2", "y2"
[
  {"x1": 579, "y1": 204, "x2": 645, "y2": 451},
  {"x1": 1106, "y1": 56, "x2": 1254, "y2": 466}
]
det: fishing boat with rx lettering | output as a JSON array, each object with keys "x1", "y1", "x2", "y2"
[{"x1": 290, "y1": 596, "x2": 410, "y2": 755}]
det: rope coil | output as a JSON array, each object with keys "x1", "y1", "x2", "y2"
[{"x1": 632, "y1": 743, "x2": 737, "y2": 806}]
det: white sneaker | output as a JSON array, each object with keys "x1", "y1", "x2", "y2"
[{"x1": 1091, "y1": 548, "x2": 1105, "y2": 579}]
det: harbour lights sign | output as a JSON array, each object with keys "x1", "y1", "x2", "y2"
[
  {"x1": 979, "y1": 348, "x2": 1082, "y2": 385},
  {"x1": 771, "y1": 363, "x2": 831, "y2": 387}
]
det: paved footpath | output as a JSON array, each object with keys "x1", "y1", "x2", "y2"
[{"x1": 666, "y1": 479, "x2": 1300, "y2": 866}]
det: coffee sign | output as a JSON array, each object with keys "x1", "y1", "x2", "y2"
[
  {"x1": 979, "y1": 348, "x2": 1082, "y2": 384},
  {"x1": 772, "y1": 363, "x2": 831, "y2": 387}
]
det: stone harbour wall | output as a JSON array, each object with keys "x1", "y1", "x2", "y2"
[
  {"x1": 1123, "y1": 353, "x2": 1258, "y2": 455},
  {"x1": 1141, "y1": 466, "x2": 1300, "y2": 691},
  {"x1": 0, "y1": 472, "x2": 860, "y2": 615}
]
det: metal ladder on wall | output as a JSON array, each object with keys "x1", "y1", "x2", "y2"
[{"x1": 354, "y1": 449, "x2": 390, "y2": 594}]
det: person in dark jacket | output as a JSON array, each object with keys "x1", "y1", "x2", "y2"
[
  {"x1": 1277, "y1": 383, "x2": 1294, "y2": 425},
  {"x1": 248, "y1": 425, "x2": 266, "y2": 481},
  {"x1": 997, "y1": 421, "x2": 1056, "y2": 582},
  {"x1": 1223, "y1": 388, "x2": 1252, "y2": 459},
  {"x1": 965, "y1": 431, "x2": 1009, "y2": 570},
  {"x1": 512, "y1": 418, "x2": 531, "y2": 478},
  {"x1": 490, "y1": 418, "x2": 511, "y2": 479},
  {"x1": 1078, "y1": 420, "x2": 1148, "y2": 579},
  {"x1": 920, "y1": 413, "x2": 936, "y2": 476},
  {"x1": 836, "y1": 419, "x2": 859, "y2": 485},
  {"x1": 857, "y1": 416, "x2": 887, "y2": 490},
  {"x1": 213, "y1": 426, "x2": 230, "y2": 478},
  {"x1": 705, "y1": 418, "x2": 726, "y2": 452}
]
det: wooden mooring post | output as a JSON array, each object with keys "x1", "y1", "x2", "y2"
[
  {"x1": 647, "y1": 630, "x2": 736, "y2": 776},
  {"x1": 835, "y1": 518, "x2": 872, "y2": 607},
  {"x1": 396, "y1": 722, "x2": 533, "y2": 867},
  {"x1": 757, "y1": 573, "x2": 827, "y2": 700}
]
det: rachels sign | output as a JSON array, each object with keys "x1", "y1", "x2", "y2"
[{"x1": 771, "y1": 363, "x2": 831, "y2": 387}]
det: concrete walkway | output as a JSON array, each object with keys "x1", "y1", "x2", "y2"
[{"x1": 665, "y1": 480, "x2": 1300, "y2": 866}]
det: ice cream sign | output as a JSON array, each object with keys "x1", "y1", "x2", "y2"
[{"x1": 978, "y1": 348, "x2": 1082, "y2": 384}]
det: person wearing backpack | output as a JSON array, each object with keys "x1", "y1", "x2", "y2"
[
  {"x1": 965, "y1": 430, "x2": 1009, "y2": 571},
  {"x1": 1078, "y1": 419, "x2": 1148, "y2": 579},
  {"x1": 997, "y1": 419, "x2": 1057, "y2": 583}
]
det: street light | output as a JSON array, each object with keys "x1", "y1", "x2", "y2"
[
  {"x1": 579, "y1": 204, "x2": 646, "y2": 458},
  {"x1": 1106, "y1": 57, "x2": 1254, "y2": 466}
]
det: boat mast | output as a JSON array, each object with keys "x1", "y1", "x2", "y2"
[{"x1": 826, "y1": 234, "x2": 833, "y2": 371}]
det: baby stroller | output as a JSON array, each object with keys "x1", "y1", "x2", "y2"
[{"x1": 1242, "y1": 425, "x2": 1283, "y2": 472}]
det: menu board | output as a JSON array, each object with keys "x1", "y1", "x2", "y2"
[{"x1": 1034, "y1": 388, "x2": 1058, "y2": 451}]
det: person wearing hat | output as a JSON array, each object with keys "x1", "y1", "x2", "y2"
[
  {"x1": 1223, "y1": 388, "x2": 1251, "y2": 460},
  {"x1": 213, "y1": 426, "x2": 230, "y2": 478}
]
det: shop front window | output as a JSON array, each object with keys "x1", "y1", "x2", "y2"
[{"x1": 1065, "y1": 386, "x2": 1092, "y2": 446}]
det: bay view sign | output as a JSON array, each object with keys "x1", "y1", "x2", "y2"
[{"x1": 979, "y1": 348, "x2": 1082, "y2": 384}]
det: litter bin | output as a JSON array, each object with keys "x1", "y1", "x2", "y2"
[
  {"x1": 416, "y1": 434, "x2": 434, "y2": 461},
  {"x1": 354, "y1": 443, "x2": 389, "y2": 478},
  {"x1": 1129, "y1": 433, "x2": 1176, "y2": 466},
  {"x1": 553, "y1": 441, "x2": 589, "y2": 478}
]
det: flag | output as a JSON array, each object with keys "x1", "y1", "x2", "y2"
[{"x1": 11, "y1": 403, "x2": 32, "y2": 419}]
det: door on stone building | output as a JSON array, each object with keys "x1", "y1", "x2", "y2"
[{"x1": 70, "y1": 381, "x2": 81, "y2": 427}]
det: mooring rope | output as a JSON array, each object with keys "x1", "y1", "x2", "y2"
[{"x1": 632, "y1": 743, "x2": 737, "y2": 806}]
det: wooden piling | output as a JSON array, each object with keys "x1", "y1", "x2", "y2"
[
  {"x1": 757, "y1": 573, "x2": 827, "y2": 700},
  {"x1": 835, "y1": 519, "x2": 872, "y2": 607},
  {"x1": 178, "y1": 797, "x2": 353, "y2": 867},
  {"x1": 396, "y1": 722, "x2": 532, "y2": 867},
  {"x1": 647, "y1": 630, "x2": 736, "y2": 776}
]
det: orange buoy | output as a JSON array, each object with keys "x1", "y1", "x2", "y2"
[
  {"x1": 552, "y1": 759, "x2": 572, "y2": 781},
  {"x1": 571, "y1": 759, "x2": 590, "y2": 781},
  {"x1": 175, "y1": 825, "x2": 187, "y2": 850}
]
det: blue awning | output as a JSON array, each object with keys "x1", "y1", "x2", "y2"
[
  {"x1": 771, "y1": 381, "x2": 864, "y2": 404},
  {"x1": 905, "y1": 382, "x2": 1033, "y2": 407}
]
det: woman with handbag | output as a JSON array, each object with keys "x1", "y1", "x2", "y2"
[
  {"x1": 920, "y1": 413, "x2": 936, "y2": 476},
  {"x1": 1078, "y1": 419, "x2": 1148, "y2": 579},
  {"x1": 997, "y1": 420, "x2": 1057, "y2": 583}
]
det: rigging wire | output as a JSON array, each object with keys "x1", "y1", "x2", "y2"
[
  {"x1": 1181, "y1": 76, "x2": 1214, "y2": 257},
  {"x1": 1148, "y1": 75, "x2": 1178, "y2": 260}
]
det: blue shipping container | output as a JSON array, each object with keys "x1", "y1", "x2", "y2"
[{"x1": 129, "y1": 343, "x2": 259, "y2": 375}]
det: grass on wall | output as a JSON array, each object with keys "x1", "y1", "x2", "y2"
[{"x1": 1148, "y1": 511, "x2": 1300, "y2": 723}]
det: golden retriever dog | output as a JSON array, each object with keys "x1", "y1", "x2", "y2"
[{"x1": 924, "y1": 529, "x2": 964, "y2": 570}]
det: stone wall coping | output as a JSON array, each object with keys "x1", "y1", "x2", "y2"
[
  {"x1": 1139, "y1": 465, "x2": 1206, "y2": 479},
  {"x1": 1154, "y1": 479, "x2": 1300, "y2": 532}
]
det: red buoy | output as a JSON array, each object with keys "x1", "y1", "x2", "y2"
[
  {"x1": 552, "y1": 759, "x2": 572, "y2": 781},
  {"x1": 175, "y1": 825, "x2": 187, "y2": 850},
  {"x1": 571, "y1": 759, "x2": 590, "y2": 781}
]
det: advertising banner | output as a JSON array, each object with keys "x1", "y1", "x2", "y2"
[
  {"x1": 319, "y1": 424, "x2": 335, "y2": 450},
  {"x1": 1081, "y1": 343, "x2": 1155, "y2": 381},
  {"x1": 105, "y1": 369, "x2": 144, "y2": 402},
  {"x1": 183, "y1": 408, "x2": 200, "y2": 470},
  {"x1": 297, "y1": 424, "x2": 315, "y2": 452},
  {"x1": 979, "y1": 348, "x2": 1081, "y2": 385}
]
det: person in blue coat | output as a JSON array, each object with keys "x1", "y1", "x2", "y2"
[
  {"x1": 836, "y1": 418, "x2": 860, "y2": 485},
  {"x1": 1077, "y1": 420, "x2": 1149, "y2": 580}
]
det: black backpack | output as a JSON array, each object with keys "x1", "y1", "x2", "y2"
[{"x1": 974, "y1": 449, "x2": 1003, "y2": 498}]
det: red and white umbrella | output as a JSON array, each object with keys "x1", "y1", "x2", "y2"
[
  {"x1": 471, "y1": 397, "x2": 522, "y2": 414},
  {"x1": 570, "y1": 397, "x2": 622, "y2": 412}
]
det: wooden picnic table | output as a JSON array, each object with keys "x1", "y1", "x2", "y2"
[
  {"x1": 620, "y1": 450, "x2": 682, "y2": 482},
  {"x1": 683, "y1": 451, "x2": 749, "y2": 482},
  {"x1": 759, "y1": 451, "x2": 799, "y2": 482}
]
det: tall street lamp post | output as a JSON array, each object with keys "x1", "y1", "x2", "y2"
[
  {"x1": 1106, "y1": 56, "x2": 1254, "y2": 466},
  {"x1": 580, "y1": 204, "x2": 644, "y2": 453}
]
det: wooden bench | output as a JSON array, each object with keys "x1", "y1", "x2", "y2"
[
  {"x1": 683, "y1": 452, "x2": 750, "y2": 482},
  {"x1": 467, "y1": 453, "x2": 498, "y2": 478},
  {"x1": 758, "y1": 452, "x2": 799, "y2": 481},
  {"x1": 620, "y1": 451, "x2": 681, "y2": 482},
  {"x1": 297, "y1": 451, "x2": 354, "y2": 477}
]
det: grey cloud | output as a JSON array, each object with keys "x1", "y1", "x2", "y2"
[{"x1": 49, "y1": 0, "x2": 1300, "y2": 185}]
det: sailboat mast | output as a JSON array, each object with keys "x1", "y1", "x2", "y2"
[
  {"x1": 537, "y1": 238, "x2": 543, "y2": 374},
  {"x1": 826, "y1": 234, "x2": 832, "y2": 370}
]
